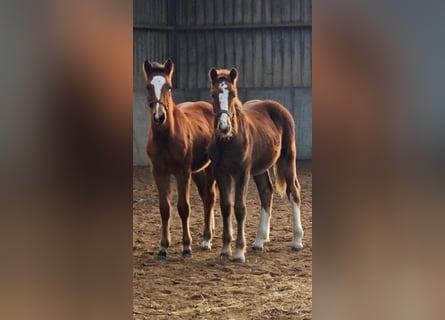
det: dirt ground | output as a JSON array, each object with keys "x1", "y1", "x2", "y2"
[{"x1": 133, "y1": 161, "x2": 312, "y2": 320}]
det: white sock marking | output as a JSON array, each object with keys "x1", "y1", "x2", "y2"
[
  {"x1": 201, "y1": 239, "x2": 212, "y2": 250},
  {"x1": 253, "y1": 207, "x2": 271, "y2": 248},
  {"x1": 290, "y1": 196, "x2": 304, "y2": 249},
  {"x1": 150, "y1": 75, "x2": 166, "y2": 118},
  {"x1": 218, "y1": 81, "x2": 229, "y2": 130}
]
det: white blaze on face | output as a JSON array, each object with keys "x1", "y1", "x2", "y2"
[
  {"x1": 218, "y1": 81, "x2": 229, "y2": 130},
  {"x1": 150, "y1": 75, "x2": 166, "y2": 118}
]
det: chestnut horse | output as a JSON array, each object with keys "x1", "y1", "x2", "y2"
[
  {"x1": 142, "y1": 59, "x2": 216, "y2": 258},
  {"x1": 208, "y1": 67, "x2": 304, "y2": 263}
]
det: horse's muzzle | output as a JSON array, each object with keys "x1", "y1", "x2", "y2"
[{"x1": 153, "y1": 113, "x2": 166, "y2": 125}]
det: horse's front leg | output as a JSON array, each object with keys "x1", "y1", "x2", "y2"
[
  {"x1": 192, "y1": 166, "x2": 216, "y2": 250},
  {"x1": 176, "y1": 170, "x2": 193, "y2": 257},
  {"x1": 153, "y1": 172, "x2": 171, "y2": 259},
  {"x1": 233, "y1": 171, "x2": 250, "y2": 263},
  {"x1": 214, "y1": 171, "x2": 233, "y2": 257}
]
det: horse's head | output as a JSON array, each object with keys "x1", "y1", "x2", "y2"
[
  {"x1": 208, "y1": 67, "x2": 239, "y2": 140},
  {"x1": 142, "y1": 59, "x2": 174, "y2": 126}
]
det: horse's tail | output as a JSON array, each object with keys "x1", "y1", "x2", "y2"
[{"x1": 273, "y1": 103, "x2": 297, "y2": 199}]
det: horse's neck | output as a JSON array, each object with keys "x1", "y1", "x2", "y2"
[{"x1": 232, "y1": 98, "x2": 244, "y2": 133}]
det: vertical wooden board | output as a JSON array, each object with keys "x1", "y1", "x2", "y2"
[
  {"x1": 302, "y1": 0, "x2": 312, "y2": 23},
  {"x1": 243, "y1": 31, "x2": 254, "y2": 87},
  {"x1": 252, "y1": 30, "x2": 263, "y2": 87},
  {"x1": 262, "y1": 29, "x2": 273, "y2": 87},
  {"x1": 216, "y1": 31, "x2": 225, "y2": 69},
  {"x1": 224, "y1": 31, "x2": 235, "y2": 68},
  {"x1": 234, "y1": 31, "x2": 244, "y2": 84},
  {"x1": 205, "y1": 0, "x2": 215, "y2": 26},
  {"x1": 188, "y1": 32, "x2": 198, "y2": 89},
  {"x1": 281, "y1": 0, "x2": 292, "y2": 23},
  {"x1": 223, "y1": 0, "x2": 234, "y2": 25},
  {"x1": 291, "y1": 29, "x2": 302, "y2": 87},
  {"x1": 271, "y1": 0, "x2": 282, "y2": 24},
  {"x1": 282, "y1": 30, "x2": 292, "y2": 87},
  {"x1": 206, "y1": 31, "x2": 216, "y2": 87},
  {"x1": 243, "y1": 0, "x2": 253, "y2": 25},
  {"x1": 153, "y1": 0, "x2": 158, "y2": 25},
  {"x1": 252, "y1": 0, "x2": 262, "y2": 24},
  {"x1": 302, "y1": 30, "x2": 312, "y2": 86},
  {"x1": 133, "y1": 0, "x2": 139, "y2": 24},
  {"x1": 176, "y1": 0, "x2": 183, "y2": 25},
  {"x1": 162, "y1": 0, "x2": 168, "y2": 24},
  {"x1": 187, "y1": 0, "x2": 197, "y2": 26},
  {"x1": 176, "y1": 34, "x2": 187, "y2": 88},
  {"x1": 263, "y1": 0, "x2": 272, "y2": 24},
  {"x1": 196, "y1": 0, "x2": 205, "y2": 25},
  {"x1": 291, "y1": 0, "x2": 301, "y2": 22},
  {"x1": 272, "y1": 30, "x2": 282, "y2": 87},
  {"x1": 233, "y1": 0, "x2": 243, "y2": 24},
  {"x1": 196, "y1": 31, "x2": 208, "y2": 88},
  {"x1": 215, "y1": 0, "x2": 224, "y2": 25}
]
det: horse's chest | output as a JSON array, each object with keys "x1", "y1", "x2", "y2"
[
  {"x1": 209, "y1": 141, "x2": 248, "y2": 171},
  {"x1": 147, "y1": 139, "x2": 188, "y2": 171}
]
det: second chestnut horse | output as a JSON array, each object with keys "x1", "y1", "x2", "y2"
[{"x1": 208, "y1": 67, "x2": 304, "y2": 263}]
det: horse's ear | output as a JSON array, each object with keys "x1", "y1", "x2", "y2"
[
  {"x1": 164, "y1": 59, "x2": 174, "y2": 78},
  {"x1": 143, "y1": 60, "x2": 153, "y2": 81},
  {"x1": 209, "y1": 68, "x2": 218, "y2": 83},
  {"x1": 229, "y1": 68, "x2": 238, "y2": 84}
]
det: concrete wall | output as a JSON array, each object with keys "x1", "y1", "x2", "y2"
[{"x1": 133, "y1": 87, "x2": 311, "y2": 165}]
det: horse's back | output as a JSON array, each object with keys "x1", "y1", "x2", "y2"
[{"x1": 243, "y1": 99, "x2": 295, "y2": 130}]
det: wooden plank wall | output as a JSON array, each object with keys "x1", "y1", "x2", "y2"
[{"x1": 133, "y1": 0, "x2": 312, "y2": 91}]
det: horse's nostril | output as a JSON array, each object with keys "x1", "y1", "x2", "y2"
[{"x1": 159, "y1": 114, "x2": 166, "y2": 123}]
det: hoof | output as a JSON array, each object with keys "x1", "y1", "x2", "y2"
[
  {"x1": 182, "y1": 249, "x2": 192, "y2": 258},
  {"x1": 201, "y1": 240, "x2": 212, "y2": 251},
  {"x1": 157, "y1": 250, "x2": 167, "y2": 259},
  {"x1": 220, "y1": 252, "x2": 231, "y2": 258},
  {"x1": 292, "y1": 244, "x2": 303, "y2": 251},
  {"x1": 232, "y1": 256, "x2": 246, "y2": 263},
  {"x1": 252, "y1": 246, "x2": 263, "y2": 252}
]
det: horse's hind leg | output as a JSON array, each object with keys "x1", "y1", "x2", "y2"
[
  {"x1": 277, "y1": 158, "x2": 304, "y2": 250},
  {"x1": 288, "y1": 176, "x2": 303, "y2": 250},
  {"x1": 252, "y1": 171, "x2": 273, "y2": 251},
  {"x1": 176, "y1": 170, "x2": 193, "y2": 257},
  {"x1": 153, "y1": 172, "x2": 171, "y2": 259},
  {"x1": 192, "y1": 166, "x2": 216, "y2": 250}
]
